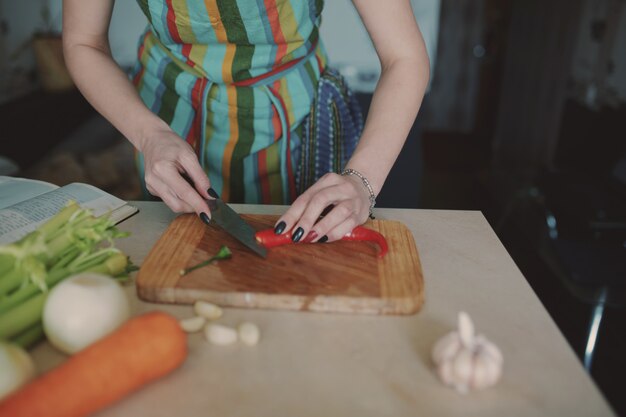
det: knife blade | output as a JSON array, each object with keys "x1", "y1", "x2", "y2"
[{"x1": 206, "y1": 198, "x2": 267, "y2": 258}]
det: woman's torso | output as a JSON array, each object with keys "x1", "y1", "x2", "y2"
[
  {"x1": 136, "y1": 0, "x2": 324, "y2": 83},
  {"x1": 133, "y1": 0, "x2": 328, "y2": 203}
]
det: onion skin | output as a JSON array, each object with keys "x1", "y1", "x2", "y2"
[
  {"x1": 43, "y1": 273, "x2": 130, "y2": 355},
  {"x1": 0, "y1": 342, "x2": 36, "y2": 401}
]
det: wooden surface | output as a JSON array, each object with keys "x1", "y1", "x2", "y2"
[
  {"x1": 30, "y1": 203, "x2": 615, "y2": 417},
  {"x1": 136, "y1": 214, "x2": 424, "y2": 315}
]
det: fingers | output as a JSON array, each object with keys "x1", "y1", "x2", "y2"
[
  {"x1": 276, "y1": 172, "x2": 372, "y2": 244},
  {"x1": 307, "y1": 203, "x2": 360, "y2": 242},
  {"x1": 161, "y1": 191, "x2": 194, "y2": 214},
  {"x1": 146, "y1": 161, "x2": 210, "y2": 218},
  {"x1": 142, "y1": 131, "x2": 213, "y2": 218},
  {"x1": 147, "y1": 179, "x2": 194, "y2": 213},
  {"x1": 273, "y1": 173, "x2": 344, "y2": 236},
  {"x1": 166, "y1": 170, "x2": 212, "y2": 218},
  {"x1": 322, "y1": 216, "x2": 360, "y2": 243},
  {"x1": 180, "y1": 153, "x2": 212, "y2": 199},
  {"x1": 291, "y1": 186, "x2": 352, "y2": 243}
]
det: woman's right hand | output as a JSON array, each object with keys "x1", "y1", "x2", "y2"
[{"x1": 141, "y1": 128, "x2": 213, "y2": 219}]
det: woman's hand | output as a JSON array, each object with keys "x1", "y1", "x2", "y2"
[
  {"x1": 141, "y1": 128, "x2": 212, "y2": 218},
  {"x1": 271, "y1": 0, "x2": 430, "y2": 242},
  {"x1": 273, "y1": 173, "x2": 372, "y2": 243}
]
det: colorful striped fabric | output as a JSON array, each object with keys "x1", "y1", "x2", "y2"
[{"x1": 131, "y1": 0, "x2": 356, "y2": 204}]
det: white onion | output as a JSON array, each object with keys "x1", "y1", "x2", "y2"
[
  {"x1": 0, "y1": 342, "x2": 36, "y2": 400},
  {"x1": 43, "y1": 273, "x2": 130, "y2": 354}
]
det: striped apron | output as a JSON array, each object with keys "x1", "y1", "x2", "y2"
[{"x1": 131, "y1": 0, "x2": 362, "y2": 204}]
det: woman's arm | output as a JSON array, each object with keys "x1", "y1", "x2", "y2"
[
  {"x1": 62, "y1": 0, "x2": 212, "y2": 217},
  {"x1": 275, "y1": 0, "x2": 430, "y2": 242}
]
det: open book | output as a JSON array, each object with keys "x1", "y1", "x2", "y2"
[{"x1": 0, "y1": 176, "x2": 138, "y2": 244}]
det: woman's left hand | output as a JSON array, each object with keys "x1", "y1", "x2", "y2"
[{"x1": 273, "y1": 173, "x2": 372, "y2": 243}]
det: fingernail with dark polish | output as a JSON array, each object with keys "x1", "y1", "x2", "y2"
[
  {"x1": 304, "y1": 230, "x2": 318, "y2": 243},
  {"x1": 318, "y1": 235, "x2": 328, "y2": 243},
  {"x1": 207, "y1": 188, "x2": 219, "y2": 199},
  {"x1": 200, "y1": 212, "x2": 211, "y2": 225},
  {"x1": 274, "y1": 221, "x2": 286, "y2": 235},
  {"x1": 292, "y1": 227, "x2": 304, "y2": 243}
]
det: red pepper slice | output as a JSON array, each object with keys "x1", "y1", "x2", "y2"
[
  {"x1": 255, "y1": 225, "x2": 388, "y2": 258},
  {"x1": 341, "y1": 226, "x2": 388, "y2": 258}
]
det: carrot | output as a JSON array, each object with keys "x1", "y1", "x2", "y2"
[{"x1": 0, "y1": 311, "x2": 187, "y2": 417}]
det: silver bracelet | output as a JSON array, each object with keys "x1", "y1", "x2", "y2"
[{"x1": 341, "y1": 168, "x2": 376, "y2": 218}]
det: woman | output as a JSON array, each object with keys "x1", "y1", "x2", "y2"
[{"x1": 62, "y1": 0, "x2": 429, "y2": 243}]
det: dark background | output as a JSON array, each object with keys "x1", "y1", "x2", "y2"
[{"x1": 1, "y1": 0, "x2": 625, "y2": 414}]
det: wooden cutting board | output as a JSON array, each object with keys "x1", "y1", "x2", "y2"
[{"x1": 136, "y1": 214, "x2": 424, "y2": 315}]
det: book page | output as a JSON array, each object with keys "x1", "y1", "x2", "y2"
[
  {"x1": 0, "y1": 183, "x2": 132, "y2": 244},
  {"x1": 0, "y1": 176, "x2": 58, "y2": 210}
]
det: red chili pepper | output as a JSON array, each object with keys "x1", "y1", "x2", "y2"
[
  {"x1": 255, "y1": 225, "x2": 388, "y2": 258},
  {"x1": 255, "y1": 228, "x2": 294, "y2": 248},
  {"x1": 341, "y1": 226, "x2": 388, "y2": 259}
]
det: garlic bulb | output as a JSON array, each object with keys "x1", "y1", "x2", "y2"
[{"x1": 431, "y1": 312, "x2": 503, "y2": 394}]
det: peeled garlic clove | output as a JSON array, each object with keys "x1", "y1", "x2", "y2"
[
  {"x1": 194, "y1": 301, "x2": 223, "y2": 320},
  {"x1": 179, "y1": 316, "x2": 206, "y2": 333},
  {"x1": 238, "y1": 322, "x2": 260, "y2": 346},
  {"x1": 205, "y1": 323, "x2": 237, "y2": 345}
]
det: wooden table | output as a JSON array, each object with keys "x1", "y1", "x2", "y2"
[{"x1": 31, "y1": 202, "x2": 615, "y2": 416}]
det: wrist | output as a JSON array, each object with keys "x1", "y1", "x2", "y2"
[
  {"x1": 341, "y1": 168, "x2": 377, "y2": 218},
  {"x1": 135, "y1": 118, "x2": 172, "y2": 152}
]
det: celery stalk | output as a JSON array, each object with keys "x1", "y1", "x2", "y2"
[
  {"x1": 11, "y1": 323, "x2": 44, "y2": 349},
  {"x1": 0, "y1": 202, "x2": 132, "y2": 341},
  {"x1": 0, "y1": 254, "x2": 14, "y2": 276},
  {"x1": 0, "y1": 252, "x2": 128, "y2": 315},
  {"x1": 0, "y1": 293, "x2": 47, "y2": 340},
  {"x1": 34, "y1": 202, "x2": 81, "y2": 238},
  {"x1": 0, "y1": 204, "x2": 123, "y2": 295},
  {"x1": 0, "y1": 253, "x2": 129, "y2": 339},
  {"x1": 0, "y1": 265, "x2": 23, "y2": 296}
]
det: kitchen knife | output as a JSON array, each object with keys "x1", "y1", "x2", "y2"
[{"x1": 206, "y1": 198, "x2": 267, "y2": 258}]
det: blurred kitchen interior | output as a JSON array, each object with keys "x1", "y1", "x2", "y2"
[{"x1": 0, "y1": 0, "x2": 625, "y2": 414}]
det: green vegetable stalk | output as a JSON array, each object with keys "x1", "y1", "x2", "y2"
[
  {"x1": 11, "y1": 324, "x2": 44, "y2": 350},
  {"x1": 0, "y1": 201, "x2": 133, "y2": 347},
  {"x1": 179, "y1": 246, "x2": 232, "y2": 276}
]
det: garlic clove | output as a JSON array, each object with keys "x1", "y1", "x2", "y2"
[
  {"x1": 437, "y1": 359, "x2": 455, "y2": 387},
  {"x1": 238, "y1": 322, "x2": 260, "y2": 346},
  {"x1": 179, "y1": 316, "x2": 206, "y2": 333},
  {"x1": 470, "y1": 353, "x2": 490, "y2": 391},
  {"x1": 474, "y1": 352, "x2": 501, "y2": 390},
  {"x1": 432, "y1": 333, "x2": 461, "y2": 365},
  {"x1": 451, "y1": 348, "x2": 473, "y2": 386},
  {"x1": 204, "y1": 323, "x2": 238, "y2": 346},
  {"x1": 477, "y1": 350, "x2": 502, "y2": 387},
  {"x1": 194, "y1": 301, "x2": 223, "y2": 320},
  {"x1": 476, "y1": 335, "x2": 504, "y2": 365}
]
